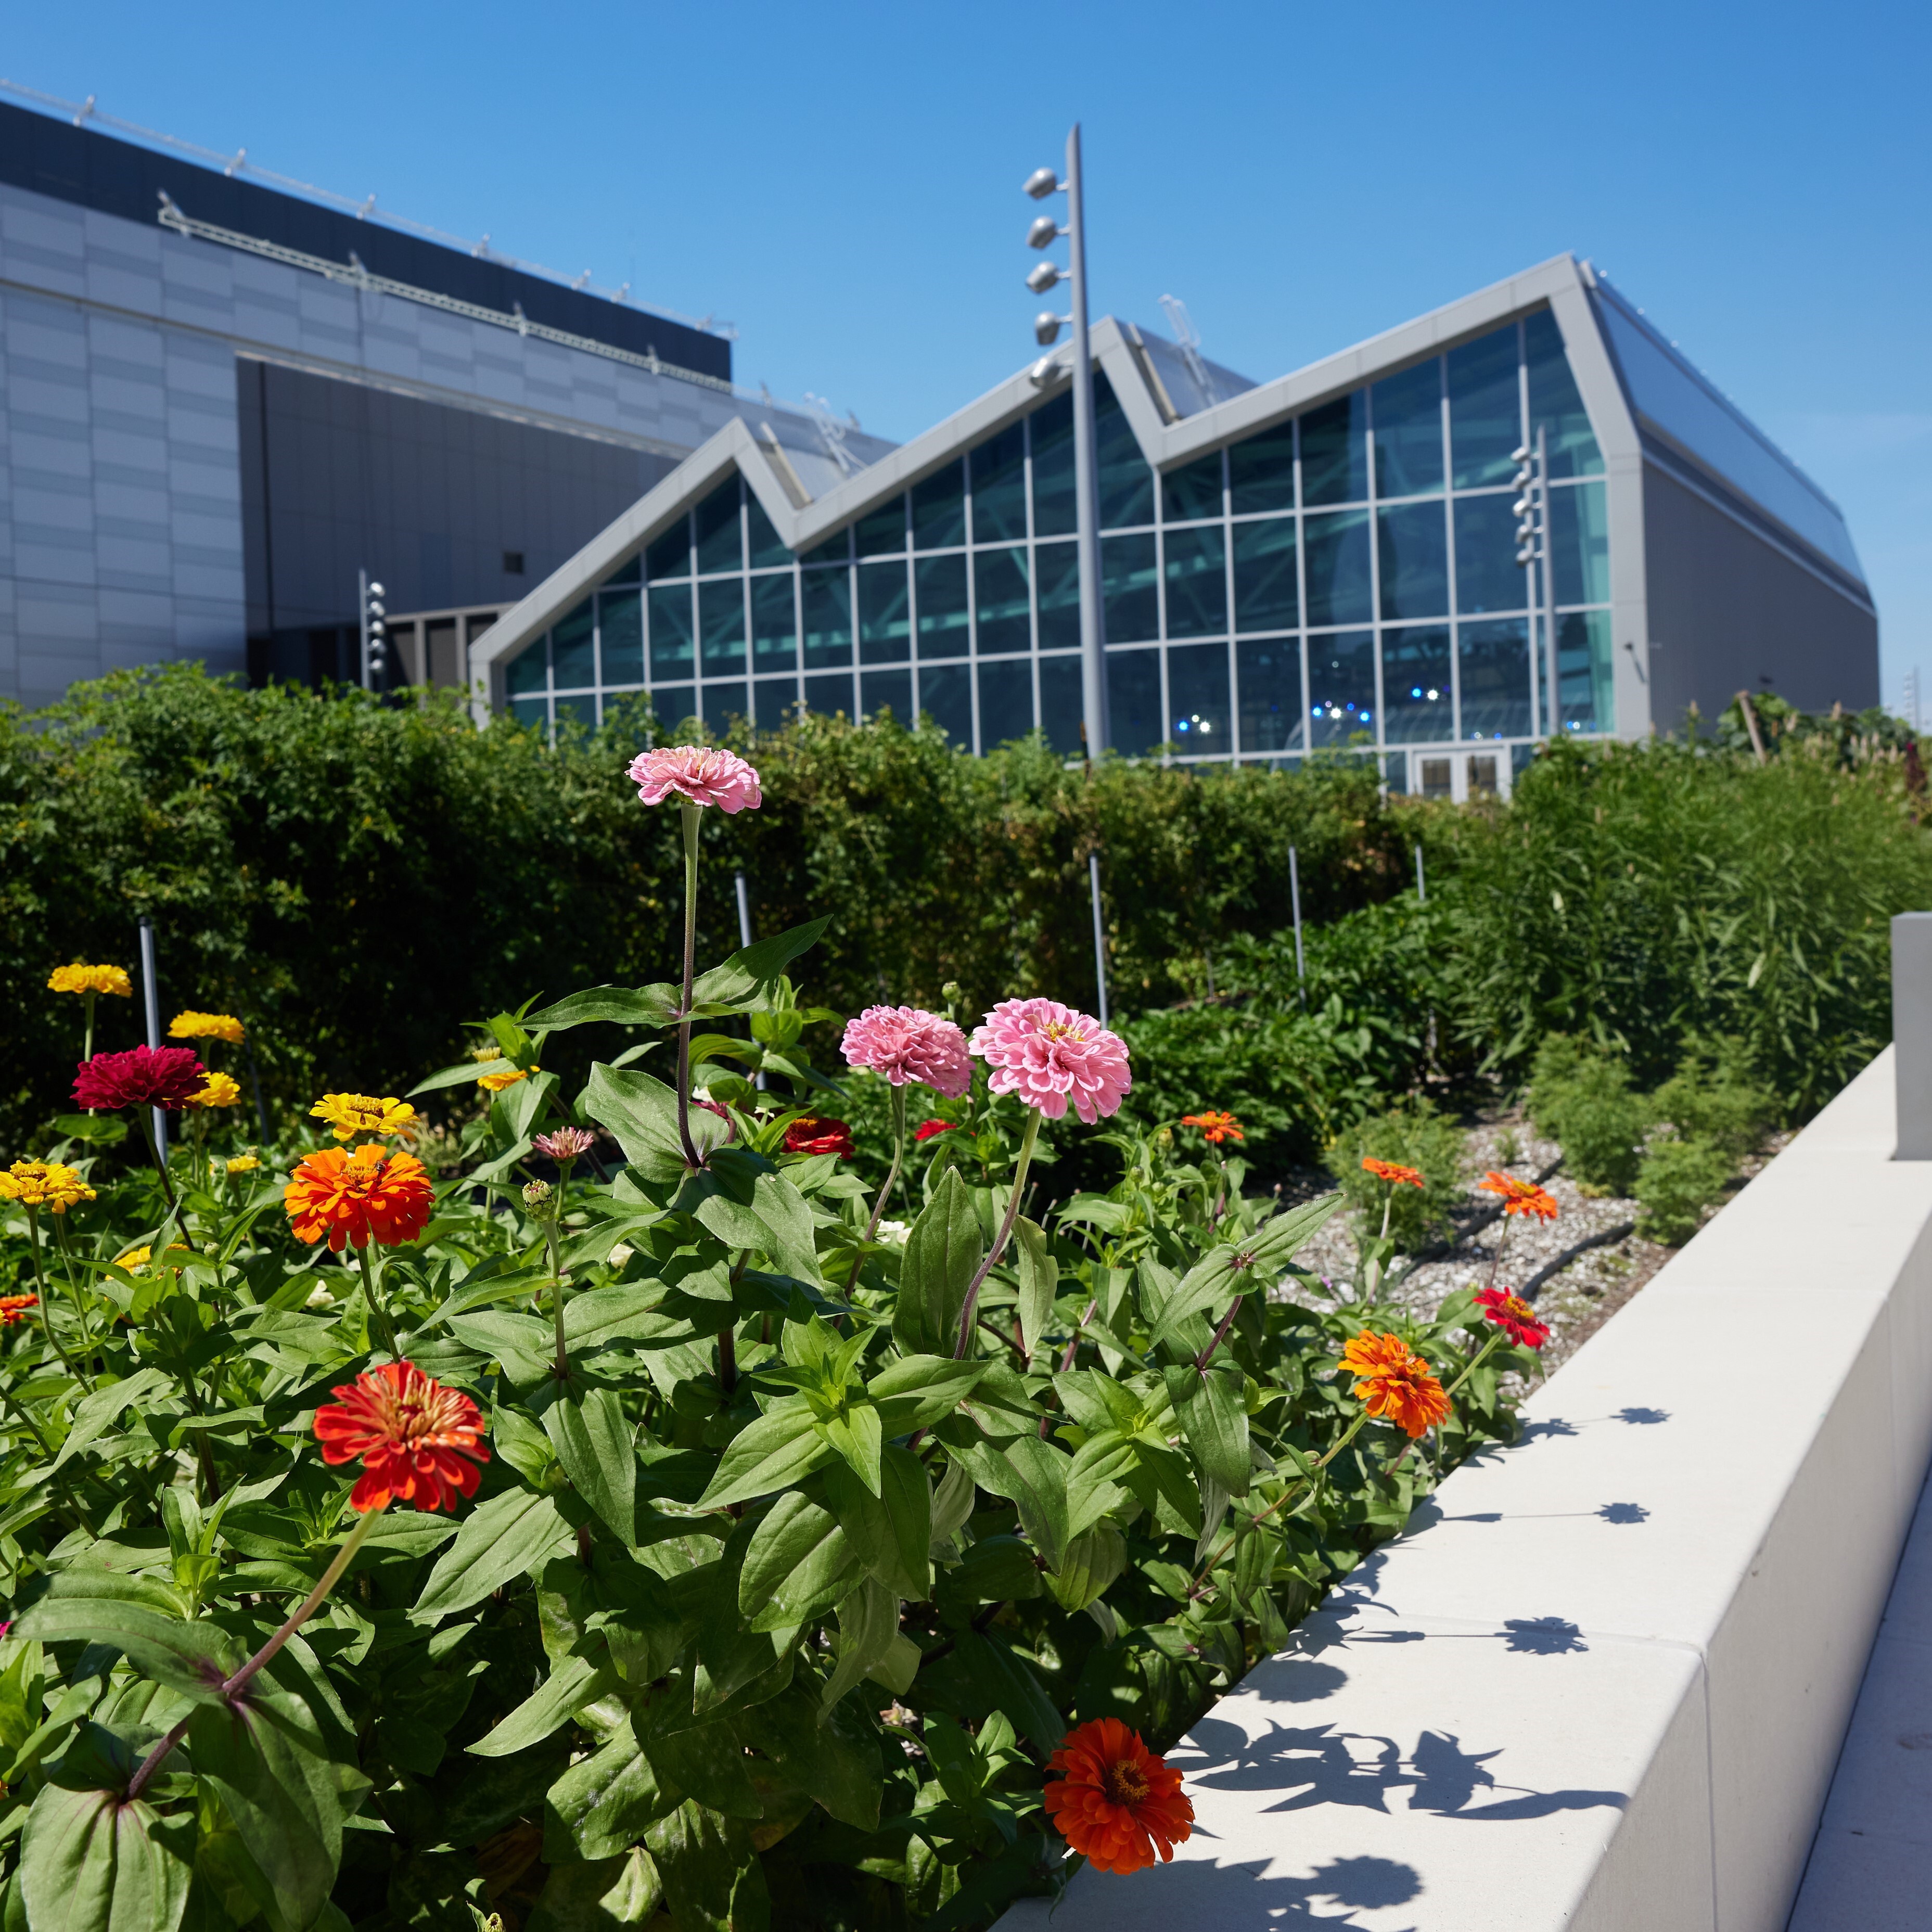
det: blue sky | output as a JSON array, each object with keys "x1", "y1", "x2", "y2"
[{"x1": 11, "y1": 1, "x2": 1928, "y2": 703}]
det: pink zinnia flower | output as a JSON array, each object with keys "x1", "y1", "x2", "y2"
[
  {"x1": 840, "y1": 1005, "x2": 973, "y2": 1098},
  {"x1": 626, "y1": 745, "x2": 762, "y2": 813},
  {"x1": 970, "y1": 999, "x2": 1131, "y2": 1125},
  {"x1": 533, "y1": 1126, "x2": 596, "y2": 1161},
  {"x1": 73, "y1": 1044, "x2": 208, "y2": 1112}
]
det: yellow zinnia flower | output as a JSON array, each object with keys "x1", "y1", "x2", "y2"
[
  {"x1": 478, "y1": 1065, "x2": 536, "y2": 1093},
  {"x1": 188, "y1": 1071, "x2": 244, "y2": 1109},
  {"x1": 170, "y1": 1010, "x2": 245, "y2": 1044},
  {"x1": 47, "y1": 963, "x2": 132, "y2": 999},
  {"x1": 0, "y1": 1160, "x2": 97, "y2": 1214},
  {"x1": 226, "y1": 1154, "x2": 261, "y2": 1174},
  {"x1": 310, "y1": 1093, "x2": 418, "y2": 1141},
  {"x1": 114, "y1": 1244, "x2": 192, "y2": 1275}
]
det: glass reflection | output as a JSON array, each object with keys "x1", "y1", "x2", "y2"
[
  {"x1": 803, "y1": 670, "x2": 854, "y2": 719},
  {"x1": 753, "y1": 677, "x2": 795, "y2": 731},
  {"x1": 1551, "y1": 482, "x2": 1610, "y2": 606},
  {"x1": 1377, "y1": 503, "x2": 1450, "y2": 619},
  {"x1": 698, "y1": 578, "x2": 746, "y2": 672},
  {"x1": 1449, "y1": 326, "x2": 1522, "y2": 489},
  {"x1": 1038, "y1": 654, "x2": 1082, "y2": 753},
  {"x1": 701, "y1": 682, "x2": 746, "y2": 734},
  {"x1": 1163, "y1": 526, "x2": 1227, "y2": 637},
  {"x1": 1308, "y1": 631, "x2": 1376, "y2": 747},
  {"x1": 1096, "y1": 374, "x2": 1155, "y2": 528},
  {"x1": 1031, "y1": 392, "x2": 1076, "y2": 538},
  {"x1": 915, "y1": 554, "x2": 970, "y2": 659},
  {"x1": 1458, "y1": 618, "x2": 1532, "y2": 738},
  {"x1": 1162, "y1": 451, "x2": 1223, "y2": 523},
  {"x1": 747, "y1": 493, "x2": 789, "y2": 569},
  {"x1": 1230, "y1": 421, "x2": 1295, "y2": 515},
  {"x1": 694, "y1": 484, "x2": 742, "y2": 576},
  {"x1": 553, "y1": 600, "x2": 595, "y2": 688},
  {"x1": 974, "y1": 549, "x2": 1031, "y2": 655},
  {"x1": 978, "y1": 660, "x2": 1035, "y2": 748},
  {"x1": 1034, "y1": 541, "x2": 1080, "y2": 652},
  {"x1": 1102, "y1": 533, "x2": 1158, "y2": 642},
  {"x1": 646, "y1": 517, "x2": 690, "y2": 582},
  {"x1": 1454, "y1": 495, "x2": 1527, "y2": 614},
  {"x1": 1233, "y1": 517, "x2": 1297, "y2": 633},
  {"x1": 648, "y1": 584, "x2": 694, "y2": 680},
  {"x1": 506, "y1": 643, "x2": 545, "y2": 697},
  {"x1": 600, "y1": 591, "x2": 643, "y2": 685},
  {"x1": 801, "y1": 570, "x2": 852, "y2": 669},
  {"x1": 918, "y1": 662, "x2": 973, "y2": 745},
  {"x1": 1372, "y1": 361, "x2": 1445, "y2": 498},
  {"x1": 1236, "y1": 637, "x2": 1304, "y2": 753},
  {"x1": 969, "y1": 424, "x2": 1027, "y2": 543},
  {"x1": 913, "y1": 463, "x2": 967, "y2": 549},
  {"x1": 1168, "y1": 642, "x2": 1230, "y2": 750},
  {"x1": 1107, "y1": 648, "x2": 1162, "y2": 756},
  {"x1": 1303, "y1": 510, "x2": 1373, "y2": 626},
  {"x1": 1301, "y1": 393, "x2": 1368, "y2": 506},
  {"x1": 862, "y1": 667, "x2": 913, "y2": 723},
  {"x1": 1526, "y1": 310, "x2": 1603, "y2": 478},
  {"x1": 856, "y1": 498, "x2": 908, "y2": 558},
  {"x1": 858, "y1": 560, "x2": 911, "y2": 663},
  {"x1": 1557, "y1": 610, "x2": 1613, "y2": 733},
  {"x1": 1381, "y1": 626, "x2": 1452, "y2": 743},
  {"x1": 751, "y1": 575, "x2": 797, "y2": 673}
]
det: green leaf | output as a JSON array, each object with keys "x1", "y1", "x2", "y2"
[
  {"x1": 690, "y1": 1160, "x2": 822, "y2": 1285},
  {"x1": 816, "y1": 1401, "x2": 882, "y2": 1499},
  {"x1": 929, "y1": 1458, "x2": 977, "y2": 1546},
  {"x1": 697, "y1": 1400, "x2": 831, "y2": 1511},
  {"x1": 728, "y1": 1686, "x2": 883, "y2": 1832},
  {"x1": 583, "y1": 1064, "x2": 703, "y2": 1181},
  {"x1": 953, "y1": 1629, "x2": 1067, "y2": 1757},
  {"x1": 865, "y1": 1355, "x2": 988, "y2": 1434},
  {"x1": 825, "y1": 1447, "x2": 931, "y2": 1600},
  {"x1": 1042, "y1": 1523, "x2": 1127, "y2": 1613},
  {"x1": 644, "y1": 1801, "x2": 758, "y2": 1932},
  {"x1": 52, "y1": 1370, "x2": 174, "y2": 1472},
  {"x1": 468, "y1": 1653, "x2": 616, "y2": 1758},
  {"x1": 1168, "y1": 1362, "x2": 1252, "y2": 1496},
  {"x1": 946, "y1": 1435, "x2": 1070, "y2": 1569},
  {"x1": 407, "y1": 1057, "x2": 523, "y2": 1097},
  {"x1": 14, "y1": 1581, "x2": 236, "y2": 1696},
  {"x1": 543, "y1": 1388, "x2": 637, "y2": 1543},
  {"x1": 521, "y1": 984, "x2": 684, "y2": 1032},
  {"x1": 736, "y1": 1492, "x2": 861, "y2": 1632},
  {"x1": 1064, "y1": 1430, "x2": 1137, "y2": 1542},
  {"x1": 639, "y1": 1718, "x2": 762, "y2": 1820},
  {"x1": 820, "y1": 1577, "x2": 904, "y2": 1715},
  {"x1": 528, "y1": 1846, "x2": 665, "y2": 1931},
  {"x1": 1012, "y1": 1218, "x2": 1057, "y2": 1364},
  {"x1": 19, "y1": 1784, "x2": 190, "y2": 1932},
  {"x1": 562, "y1": 1282, "x2": 680, "y2": 1351},
  {"x1": 414, "y1": 1489, "x2": 574, "y2": 1621},
  {"x1": 892, "y1": 1170, "x2": 982, "y2": 1357},
  {"x1": 690, "y1": 919, "x2": 831, "y2": 1010},
  {"x1": 444, "y1": 1310, "x2": 554, "y2": 1386}
]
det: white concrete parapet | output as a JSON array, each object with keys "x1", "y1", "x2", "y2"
[{"x1": 1001, "y1": 1046, "x2": 1932, "y2": 1931}]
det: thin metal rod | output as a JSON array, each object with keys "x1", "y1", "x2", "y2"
[
  {"x1": 1288, "y1": 845, "x2": 1306, "y2": 1006},
  {"x1": 137, "y1": 916, "x2": 167, "y2": 1163},
  {"x1": 1539, "y1": 425, "x2": 1559, "y2": 739},
  {"x1": 735, "y1": 868, "x2": 766, "y2": 1089},
  {"x1": 1067, "y1": 124, "x2": 1108, "y2": 761},
  {"x1": 1089, "y1": 851, "x2": 1109, "y2": 1028},
  {"x1": 1414, "y1": 845, "x2": 1427, "y2": 905},
  {"x1": 358, "y1": 565, "x2": 370, "y2": 692}
]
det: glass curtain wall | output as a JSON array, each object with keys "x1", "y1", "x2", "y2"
[{"x1": 502, "y1": 306, "x2": 1614, "y2": 762}]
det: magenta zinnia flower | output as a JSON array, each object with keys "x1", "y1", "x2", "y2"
[
  {"x1": 970, "y1": 999, "x2": 1131, "y2": 1125},
  {"x1": 532, "y1": 1126, "x2": 597, "y2": 1161},
  {"x1": 73, "y1": 1044, "x2": 208, "y2": 1112},
  {"x1": 625, "y1": 745, "x2": 762, "y2": 813},
  {"x1": 840, "y1": 1005, "x2": 972, "y2": 1098}
]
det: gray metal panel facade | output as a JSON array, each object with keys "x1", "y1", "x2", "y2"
[{"x1": 1642, "y1": 464, "x2": 1880, "y2": 723}]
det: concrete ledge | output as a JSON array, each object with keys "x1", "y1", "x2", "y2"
[{"x1": 1001, "y1": 1046, "x2": 1932, "y2": 1932}]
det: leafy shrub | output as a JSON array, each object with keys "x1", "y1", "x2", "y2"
[
  {"x1": 1527, "y1": 1036, "x2": 1652, "y2": 1195},
  {"x1": 1635, "y1": 1134, "x2": 1737, "y2": 1245},
  {"x1": 1326, "y1": 1098, "x2": 1467, "y2": 1252},
  {"x1": 1649, "y1": 1038, "x2": 1774, "y2": 1158}
]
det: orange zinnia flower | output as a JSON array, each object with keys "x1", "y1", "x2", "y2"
[
  {"x1": 1478, "y1": 1170, "x2": 1558, "y2": 1221},
  {"x1": 312, "y1": 1360, "x2": 489, "y2": 1512},
  {"x1": 1361, "y1": 1156, "x2": 1424, "y2": 1188},
  {"x1": 1339, "y1": 1329, "x2": 1451, "y2": 1438},
  {"x1": 284, "y1": 1146, "x2": 434, "y2": 1252},
  {"x1": 1043, "y1": 1718, "x2": 1194, "y2": 1875},
  {"x1": 0, "y1": 1295, "x2": 40, "y2": 1327},
  {"x1": 1181, "y1": 1110, "x2": 1245, "y2": 1144}
]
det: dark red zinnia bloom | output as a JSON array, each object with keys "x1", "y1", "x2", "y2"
[
  {"x1": 785, "y1": 1115, "x2": 855, "y2": 1158},
  {"x1": 73, "y1": 1044, "x2": 207, "y2": 1112},
  {"x1": 1475, "y1": 1285, "x2": 1551, "y2": 1351},
  {"x1": 913, "y1": 1119, "x2": 956, "y2": 1143}
]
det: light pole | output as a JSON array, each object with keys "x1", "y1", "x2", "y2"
[
  {"x1": 1512, "y1": 428, "x2": 1559, "y2": 739},
  {"x1": 1023, "y1": 127, "x2": 1107, "y2": 762},
  {"x1": 359, "y1": 570, "x2": 388, "y2": 692}
]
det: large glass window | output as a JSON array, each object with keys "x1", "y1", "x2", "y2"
[
  {"x1": 919, "y1": 662, "x2": 973, "y2": 744},
  {"x1": 694, "y1": 484, "x2": 742, "y2": 576},
  {"x1": 702, "y1": 682, "x2": 746, "y2": 735},
  {"x1": 1107, "y1": 649, "x2": 1163, "y2": 756},
  {"x1": 1377, "y1": 503, "x2": 1450, "y2": 619},
  {"x1": 1233, "y1": 518, "x2": 1298, "y2": 632},
  {"x1": 1163, "y1": 526, "x2": 1227, "y2": 637},
  {"x1": 978, "y1": 661, "x2": 1035, "y2": 747},
  {"x1": 804, "y1": 670, "x2": 853, "y2": 718},
  {"x1": 1381, "y1": 626, "x2": 1452, "y2": 744},
  {"x1": 1526, "y1": 310, "x2": 1603, "y2": 479},
  {"x1": 913, "y1": 463, "x2": 967, "y2": 549},
  {"x1": 753, "y1": 677, "x2": 794, "y2": 731},
  {"x1": 747, "y1": 493, "x2": 789, "y2": 569},
  {"x1": 1551, "y1": 481, "x2": 1610, "y2": 606},
  {"x1": 1162, "y1": 451, "x2": 1223, "y2": 523},
  {"x1": 649, "y1": 584, "x2": 694, "y2": 680},
  {"x1": 969, "y1": 425, "x2": 1028, "y2": 544},
  {"x1": 802, "y1": 570, "x2": 852, "y2": 669},
  {"x1": 1102, "y1": 534, "x2": 1158, "y2": 643},
  {"x1": 1038, "y1": 655, "x2": 1082, "y2": 753},
  {"x1": 1230, "y1": 421, "x2": 1295, "y2": 515},
  {"x1": 1308, "y1": 631, "x2": 1376, "y2": 746},
  {"x1": 1453, "y1": 495, "x2": 1526, "y2": 614},
  {"x1": 1031, "y1": 393, "x2": 1076, "y2": 539},
  {"x1": 1449, "y1": 326, "x2": 1522, "y2": 489},
  {"x1": 1236, "y1": 637, "x2": 1303, "y2": 754},
  {"x1": 1168, "y1": 642, "x2": 1230, "y2": 752},
  {"x1": 856, "y1": 497, "x2": 907, "y2": 558},
  {"x1": 858, "y1": 560, "x2": 911, "y2": 663},
  {"x1": 506, "y1": 642, "x2": 546, "y2": 698},
  {"x1": 647, "y1": 518, "x2": 690, "y2": 582},
  {"x1": 1458, "y1": 618, "x2": 1532, "y2": 738},
  {"x1": 1096, "y1": 374, "x2": 1155, "y2": 528},
  {"x1": 1300, "y1": 394, "x2": 1368, "y2": 506},
  {"x1": 915, "y1": 554, "x2": 970, "y2": 659},
  {"x1": 974, "y1": 548, "x2": 1031, "y2": 655},
  {"x1": 863, "y1": 667, "x2": 912, "y2": 722},
  {"x1": 553, "y1": 600, "x2": 596, "y2": 689},
  {"x1": 1372, "y1": 362, "x2": 1444, "y2": 498},
  {"x1": 699, "y1": 578, "x2": 746, "y2": 673},
  {"x1": 751, "y1": 575, "x2": 797, "y2": 673},
  {"x1": 1034, "y1": 541, "x2": 1081, "y2": 652},
  {"x1": 1303, "y1": 510, "x2": 1373, "y2": 626},
  {"x1": 601, "y1": 591, "x2": 643, "y2": 685},
  {"x1": 1556, "y1": 610, "x2": 1613, "y2": 733}
]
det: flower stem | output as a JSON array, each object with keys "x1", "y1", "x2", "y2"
[
  {"x1": 125, "y1": 1503, "x2": 386, "y2": 1802},
  {"x1": 952, "y1": 1108, "x2": 1042, "y2": 1359},
  {"x1": 83, "y1": 991, "x2": 96, "y2": 1077},
  {"x1": 547, "y1": 1214, "x2": 568, "y2": 1379},
  {"x1": 849, "y1": 1086, "x2": 907, "y2": 1291},
  {"x1": 357, "y1": 1244, "x2": 398, "y2": 1358},
  {"x1": 22, "y1": 1209, "x2": 89, "y2": 1393},
  {"x1": 675, "y1": 802, "x2": 702, "y2": 1171},
  {"x1": 1193, "y1": 1294, "x2": 1243, "y2": 1375},
  {"x1": 1189, "y1": 1407, "x2": 1373, "y2": 1590},
  {"x1": 1439, "y1": 1326, "x2": 1506, "y2": 1404}
]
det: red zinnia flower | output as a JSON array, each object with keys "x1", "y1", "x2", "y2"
[
  {"x1": 1475, "y1": 1286, "x2": 1551, "y2": 1351},
  {"x1": 784, "y1": 1116, "x2": 855, "y2": 1159},
  {"x1": 72, "y1": 1044, "x2": 207, "y2": 1112},
  {"x1": 913, "y1": 1119, "x2": 956, "y2": 1143},
  {"x1": 312, "y1": 1361, "x2": 489, "y2": 1513},
  {"x1": 285, "y1": 1145, "x2": 435, "y2": 1252},
  {"x1": 0, "y1": 1295, "x2": 40, "y2": 1327},
  {"x1": 1361, "y1": 1156, "x2": 1425, "y2": 1188},
  {"x1": 1044, "y1": 1718, "x2": 1195, "y2": 1875},
  {"x1": 1478, "y1": 1170, "x2": 1559, "y2": 1221},
  {"x1": 1182, "y1": 1110, "x2": 1245, "y2": 1145}
]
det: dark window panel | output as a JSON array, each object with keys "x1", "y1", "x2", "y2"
[
  {"x1": 1233, "y1": 517, "x2": 1298, "y2": 632},
  {"x1": 856, "y1": 496, "x2": 910, "y2": 558},
  {"x1": 553, "y1": 600, "x2": 596, "y2": 688},
  {"x1": 1236, "y1": 637, "x2": 1304, "y2": 753},
  {"x1": 1449, "y1": 325, "x2": 1522, "y2": 489},
  {"x1": 604, "y1": 555, "x2": 642, "y2": 586},
  {"x1": 862, "y1": 667, "x2": 913, "y2": 724},
  {"x1": 1458, "y1": 618, "x2": 1532, "y2": 738},
  {"x1": 1035, "y1": 540, "x2": 1081, "y2": 652},
  {"x1": 1551, "y1": 481, "x2": 1610, "y2": 605},
  {"x1": 1303, "y1": 509, "x2": 1373, "y2": 626},
  {"x1": 1039, "y1": 654, "x2": 1083, "y2": 754},
  {"x1": 652, "y1": 684, "x2": 695, "y2": 730},
  {"x1": 1102, "y1": 532, "x2": 1158, "y2": 643},
  {"x1": 1230, "y1": 421, "x2": 1296, "y2": 515},
  {"x1": 1106, "y1": 648, "x2": 1163, "y2": 756},
  {"x1": 915, "y1": 553, "x2": 970, "y2": 660},
  {"x1": 600, "y1": 590, "x2": 643, "y2": 685},
  {"x1": 648, "y1": 583, "x2": 694, "y2": 680},
  {"x1": 977, "y1": 660, "x2": 1035, "y2": 748},
  {"x1": 505, "y1": 640, "x2": 546, "y2": 696},
  {"x1": 1526, "y1": 309, "x2": 1603, "y2": 479},
  {"x1": 1163, "y1": 525, "x2": 1227, "y2": 637},
  {"x1": 918, "y1": 662, "x2": 973, "y2": 745},
  {"x1": 753, "y1": 676, "x2": 797, "y2": 731},
  {"x1": 701, "y1": 682, "x2": 747, "y2": 735},
  {"x1": 751, "y1": 574, "x2": 798, "y2": 673},
  {"x1": 804, "y1": 670, "x2": 855, "y2": 718},
  {"x1": 1300, "y1": 392, "x2": 1368, "y2": 506},
  {"x1": 912, "y1": 462, "x2": 967, "y2": 549},
  {"x1": 1377, "y1": 502, "x2": 1450, "y2": 620},
  {"x1": 801, "y1": 532, "x2": 850, "y2": 567},
  {"x1": 1453, "y1": 494, "x2": 1528, "y2": 614},
  {"x1": 554, "y1": 697, "x2": 594, "y2": 735},
  {"x1": 974, "y1": 548, "x2": 1031, "y2": 656},
  {"x1": 1309, "y1": 630, "x2": 1377, "y2": 746},
  {"x1": 646, "y1": 516, "x2": 691, "y2": 582},
  {"x1": 859, "y1": 559, "x2": 912, "y2": 663},
  {"x1": 1031, "y1": 391, "x2": 1077, "y2": 538},
  {"x1": 969, "y1": 423, "x2": 1028, "y2": 543},
  {"x1": 1372, "y1": 360, "x2": 1445, "y2": 498},
  {"x1": 747, "y1": 492, "x2": 791, "y2": 568},
  {"x1": 1161, "y1": 451, "x2": 1224, "y2": 523},
  {"x1": 802, "y1": 570, "x2": 852, "y2": 668},
  {"x1": 1095, "y1": 372, "x2": 1155, "y2": 528},
  {"x1": 509, "y1": 695, "x2": 547, "y2": 730},
  {"x1": 1381, "y1": 626, "x2": 1453, "y2": 743},
  {"x1": 699, "y1": 578, "x2": 747, "y2": 672},
  {"x1": 1168, "y1": 642, "x2": 1231, "y2": 751},
  {"x1": 1557, "y1": 610, "x2": 1613, "y2": 733},
  {"x1": 694, "y1": 482, "x2": 743, "y2": 575}
]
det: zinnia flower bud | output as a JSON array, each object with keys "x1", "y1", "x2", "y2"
[
  {"x1": 533, "y1": 1127, "x2": 596, "y2": 1162},
  {"x1": 969, "y1": 998, "x2": 1132, "y2": 1125},
  {"x1": 840, "y1": 1006, "x2": 973, "y2": 1098},
  {"x1": 522, "y1": 1180, "x2": 555, "y2": 1217},
  {"x1": 72, "y1": 1045, "x2": 207, "y2": 1113},
  {"x1": 625, "y1": 744, "x2": 762, "y2": 813}
]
